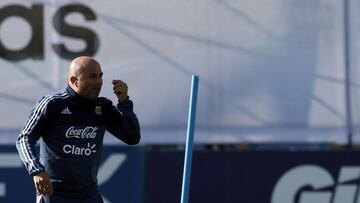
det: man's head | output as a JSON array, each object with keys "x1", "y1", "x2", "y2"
[{"x1": 68, "y1": 56, "x2": 103, "y2": 100}]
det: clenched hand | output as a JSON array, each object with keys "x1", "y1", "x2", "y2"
[{"x1": 112, "y1": 80, "x2": 128, "y2": 102}]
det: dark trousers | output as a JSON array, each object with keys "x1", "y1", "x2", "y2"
[{"x1": 36, "y1": 193, "x2": 104, "y2": 203}]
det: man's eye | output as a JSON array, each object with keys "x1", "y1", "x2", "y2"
[{"x1": 89, "y1": 73, "x2": 102, "y2": 78}]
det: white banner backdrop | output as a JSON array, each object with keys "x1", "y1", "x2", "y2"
[{"x1": 0, "y1": 0, "x2": 357, "y2": 144}]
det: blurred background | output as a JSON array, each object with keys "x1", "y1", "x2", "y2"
[{"x1": 1, "y1": 0, "x2": 360, "y2": 202}]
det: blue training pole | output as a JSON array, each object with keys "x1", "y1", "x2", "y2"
[{"x1": 181, "y1": 75, "x2": 199, "y2": 203}]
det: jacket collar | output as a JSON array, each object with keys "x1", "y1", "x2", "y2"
[{"x1": 66, "y1": 85, "x2": 97, "y2": 103}]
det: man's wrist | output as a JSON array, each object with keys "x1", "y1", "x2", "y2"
[{"x1": 118, "y1": 96, "x2": 129, "y2": 103}]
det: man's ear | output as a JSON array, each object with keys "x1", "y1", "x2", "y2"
[{"x1": 70, "y1": 76, "x2": 78, "y2": 87}]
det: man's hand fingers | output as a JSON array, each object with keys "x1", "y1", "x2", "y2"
[
  {"x1": 112, "y1": 80, "x2": 125, "y2": 85},
  {"x1": 33, "y1": 172, "x2": 53, "y2": 197},
  {"x1": 43, "y1": 183, "x2": 53, "y2": 196},
  {"x1": 112, "y1": 80, "x2": 128, "y2": 102},
  {"x1": 112, "y1": 79, "x2": 124, "y2": 83},
  {"x1": 38, "y1": 183, "x2": 46, "y2": 196},
  {"x1": 43, "y1": 177, "x2": 53, "y2": 196},
  {"x1": 113, "y1": 87, "x2": 127, "y2": 93},
  {"x1": 113, "y1": 83, "x2": 128, "y2": 92},
  {"x1": 112, "y1": 80, "x2": 128, "y2": 88},
  {"x1": 36, "y1": 180, "x2": 46, "y2": 196},
  {"x1": 35, "y1": 181, "x2": 41, "y2": 194}
]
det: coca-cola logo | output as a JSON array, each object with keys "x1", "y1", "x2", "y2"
[{"x1": 65, "y1": 126, "x2": 97, "y2": 139}]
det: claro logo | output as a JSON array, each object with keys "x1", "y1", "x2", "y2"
[
  {"x1": 63, "y1": 143, "x2": 96, "y2": 156},
  {"x1": 271, "y1": 165, "x2": 360, "y2": 203},
  {"x1": 0, "y1": 3, "x2": 99, "y2": 60}
]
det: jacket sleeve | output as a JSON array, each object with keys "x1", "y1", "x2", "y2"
[
  {"x1": 16, "y1": 96, "x2": 50, "y2": 175},
  {"x1": 103, "y1": 98, "x2": 141, "y2": 145}
]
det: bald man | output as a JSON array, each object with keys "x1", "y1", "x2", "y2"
[{"x1": 16, "y1": 56, "x2": 141, "y2": 203}]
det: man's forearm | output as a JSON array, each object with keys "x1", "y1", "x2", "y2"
[{"x1": 16, "y1": 134, "x2": 45, "y2": 175}]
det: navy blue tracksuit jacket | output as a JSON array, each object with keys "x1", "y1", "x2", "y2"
[{"x1": 16, "y1": 86, "x2": 140, "y2": 198}]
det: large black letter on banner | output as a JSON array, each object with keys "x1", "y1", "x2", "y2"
[
  {"x1": 0, "y1": 4, "x2": 44, "y2": 61},
  {"x1": 52, "y1": 4, "x2": 99, "y2": 60}
]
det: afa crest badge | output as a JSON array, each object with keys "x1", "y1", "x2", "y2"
[{"x1": 95, "y1": 106, "x2": 102, "y2": 115}]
